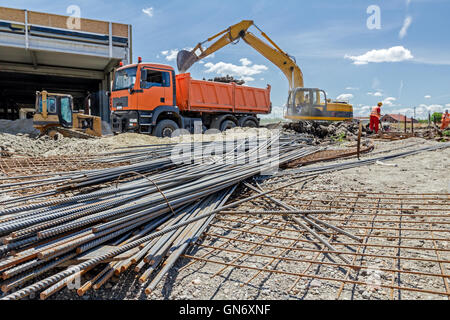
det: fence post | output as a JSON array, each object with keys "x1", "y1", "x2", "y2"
[{"x1": 404, "y1": 114, "x2": 407, "y2": 133}]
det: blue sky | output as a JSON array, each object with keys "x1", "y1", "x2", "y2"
[{"x1": 3, "y1": 0, "x2": 450, "y2": 119}]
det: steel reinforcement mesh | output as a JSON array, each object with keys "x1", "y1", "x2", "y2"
[{"x1": 182, "y1": 189, "x2": 450, "y2": 300}]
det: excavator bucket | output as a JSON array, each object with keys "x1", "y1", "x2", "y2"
[{"x1": 177, "y1": 50, "x2": 199, "y2": 73}]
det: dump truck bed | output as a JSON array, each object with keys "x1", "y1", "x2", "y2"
[{"x1": 175, "y1": 73, "x2": 271, "y2": 114}]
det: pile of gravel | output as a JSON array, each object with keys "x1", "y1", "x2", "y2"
[{"x1": 0, "y1": 119, "x2": 40, "y2": 136}]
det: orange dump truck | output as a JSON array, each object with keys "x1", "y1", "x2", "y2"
[{"x1": 110, "y1": 62, "x2": 271, "y2": 137}]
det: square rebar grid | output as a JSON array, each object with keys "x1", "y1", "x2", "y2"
[
  {"x1": 182, "y1": 188, "x2": 449, "y2": 300},
  {"x1": 0, "y1": 156, "x2": 129, "y2": 197}
]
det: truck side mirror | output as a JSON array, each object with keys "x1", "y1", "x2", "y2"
[{"x1": 140, "y1": 69, "x2": 148, "y2": 88}]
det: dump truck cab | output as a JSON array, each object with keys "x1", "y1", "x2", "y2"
[
  {"x1": 110, "y1": 61, "x2": 271, "y2": 137},
  {"x1": 111, "y1": 63, "x2": 180, "y2": 135}
]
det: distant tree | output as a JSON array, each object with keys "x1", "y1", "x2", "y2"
[{"x1": 431, "y1": 112, "x2": 443, "y2": 123}]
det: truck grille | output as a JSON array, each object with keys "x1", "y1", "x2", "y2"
[{"x1": 113, "y1": 97, "x2": 128, "y2": 108}]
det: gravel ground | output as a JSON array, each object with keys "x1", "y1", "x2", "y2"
[
  {"x1": 0, "y1": 127, "x2": 274, "y2": 157},
  {"x1": 45, "y1": 137, "x2": 449, "y2": 301}
]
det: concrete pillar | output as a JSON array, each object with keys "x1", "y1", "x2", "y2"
[{"x1": 99, "y1": 77, "x2": 110, "y2": 122}]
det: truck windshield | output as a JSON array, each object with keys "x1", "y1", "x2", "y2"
[{"x1": 113, "y1": 67, "x2": 137, "y2": 91}]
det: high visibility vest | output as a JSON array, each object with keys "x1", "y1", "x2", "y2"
[
  {"x1": 371, "y1": 107, "x2": 381, "y2": 119},
  {"x1": 443, "y1": 113, "x2": 449, "y2": 121}
]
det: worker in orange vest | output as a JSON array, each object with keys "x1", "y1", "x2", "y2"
[
  {"x1": 370, "y1": 102, "x2": 382, "y2": 134},
  {"x1": 441, "y1": 110, "x2": 449, "y2": 130}
]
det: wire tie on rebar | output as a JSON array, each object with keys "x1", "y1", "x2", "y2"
[{"x1": 113, "y1": 171, "x2": 176, "y2": 216}]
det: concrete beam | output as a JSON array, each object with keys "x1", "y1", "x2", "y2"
[
  {"x1": 103, "y1": 58, "x2": 120, "y2": 73},
  {"x1": 0, "y1": 61, "x2": 105, "y2": 79}
]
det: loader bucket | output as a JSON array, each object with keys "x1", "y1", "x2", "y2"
[{"x1": 177, "y1": 50, "x2": 199, "y2": 73}]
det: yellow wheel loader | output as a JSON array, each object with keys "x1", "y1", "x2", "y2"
[{"x1": 33, "y1": 91, "x2": 102, "y2": 139}]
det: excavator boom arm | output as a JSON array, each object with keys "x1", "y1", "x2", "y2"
[{"x1": 177, "y1": 20, "x2": 303, "y2": 89}]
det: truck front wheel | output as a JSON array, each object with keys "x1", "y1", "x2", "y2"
[{"x1": 153, "y1": 120, "x2": 179, "y2": 138}]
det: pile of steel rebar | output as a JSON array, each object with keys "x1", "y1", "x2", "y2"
[
  {"x1": 0, "y1": 135, "x2": 323, "y2": 300},
  {"x1": 1, "y1": 136, "x2": 448, "y2": 300}
]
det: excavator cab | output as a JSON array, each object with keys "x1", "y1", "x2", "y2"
[
  {"x1": 285, "y1": 88, "x2": 353, "y2": 121},
  {"x1": 285, "y1": 88, "x2": 327, "y2": 119}
]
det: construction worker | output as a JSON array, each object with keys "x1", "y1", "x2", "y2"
[
  {"x1": 441, "y1": 110, "x2": 449, "y2": 130},
  {"x1": 370, "y1": 102, "x2": 382, "y2": 134}
]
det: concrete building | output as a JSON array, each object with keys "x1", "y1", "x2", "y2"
[{"x1": 0, "y1": 6, "x2": 132, "y2": 121}]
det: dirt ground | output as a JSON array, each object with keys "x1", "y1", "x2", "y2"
[
  {"x1": 48, "y1": 137, "x2": 449, "y2": 300},
  {"x1": 0, "y1": 127, "x2": 274, "y2": 157}
]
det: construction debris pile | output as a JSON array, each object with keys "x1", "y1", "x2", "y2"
[
  {"x1": 206, "y1": 75, "x2": 245, "y2": 85},
  {"x1": 283, "y1": 120, "x2": 368, "y2": 140}
]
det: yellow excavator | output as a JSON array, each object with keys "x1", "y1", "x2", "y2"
[
  {"x1": 177, "y1": 20, "x2": 353, "y2": 122},
  {"x1": 33, "y1": 91, "x2": 102, "y2": 139}
]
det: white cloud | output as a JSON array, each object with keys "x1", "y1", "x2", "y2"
[
  {"x1": 424, "y1": 95, "x2": 431, "y2": 99},
  {"x1": 394, "y1": 108, "x2": 415, "y2": 116},
  {"x1": 410, "y1": 104, "x2": 445, "y2": 118},
  {"x1": 260, "y1": 105, "x2": 285, "y2": 120},
  {"x1": 368, "y1": 92, "x2": 383, "y2": 97},
  {"x1": 446, "y1": 104, "x2": 450, "y2": 108},
  {"x1": 203, "y1": 59, "x2": 268, "y2": 83},
  {"x1": 423, "y1": 104, "x2": 444, "y2": 113},
  {"x1": 336, "y1": 93, "x2": 354, "y2": 101},
  {"x1": 345, "y1": 87, "x2": 359, "y2": 90},
  {"x1": 387, "y1": 104, "x2": 445, "y2": 120},
  {"x1": 345, "y1": 46, "x2": 413, "y2": 65},
  {"x1": 354, "y1": 105, "x2": 371, "y2": 116},
  {"x1": 161, "y1": 47, "x2": 194, "y2": 62},
  {"x1": 142, "y1": 7, "x2": 154, "y2": 17},
  {"x1": 161, "y1": 49, "x2": 178, "y2": 62},
  {"x1": 399, "y1": 16, "x2": 412, "y2": 39},
  {"x1": 240, "y1": 58, "x2": 252, "y2": 66},
  {"x1": 382, "y1": 97, "x2": 397, "y2": 106}
]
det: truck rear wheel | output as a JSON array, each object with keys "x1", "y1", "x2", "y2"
[
  {"x1": 153, "y1": 120, "x2": 179, "y2": 138},
  {"x1": 220, "y1": 120, "x2": 237, "y2": 132},
  {"x1": 243, "y1": 119, "x2": 258, "y2": 128},
  {"x1": 238, "y1": 116, "x2": 259, "y2": 128}
]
